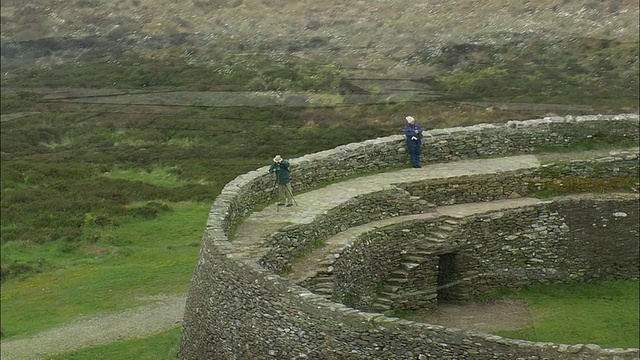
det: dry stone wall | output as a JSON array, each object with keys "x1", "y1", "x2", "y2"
[
  {"x1": 180, "y1": 114, "x2": 640, "y2": 360},
  {"x1": 329, "y1": 195, "x2": 639, "y2": 313},
  {"x1": 260, "y1": 187, "x2": 429, "y2": 272},
  {"x1": 331, "y1": 217, "x2": 459, "y2": 311},
  {"x1": 262, "y1": 151, "x2": 638, "y2": 274},
  {"x1": 215, "y1": 114, "x2": 639, "y2": 235},
  {"x1": 400, "y1": 149, "x2": 638, "y2": 206}
]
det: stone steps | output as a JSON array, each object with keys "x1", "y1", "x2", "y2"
[
  {"x1": 386, "y1": 277, "x2": 409, "y2": 284},
  {"x1": 272, "y1": 196, "x2": 545, "y2": 313},
  {"x1": 313, "y1": 287, "x2": 333, "y2": 296},
  {"x1": 382, "y1": 285, "x2": 400, "y2": 293},
  {"x1": 391, "y1": 270, "x2": 409, "y2": 278},
  {"x1": 376, "y1": 297, "x2": 394, "y2": 305},
  {"x1": 369, "y1": 217, "x2": 461, "y2": 312}
]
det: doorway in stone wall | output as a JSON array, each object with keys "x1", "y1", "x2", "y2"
[{"x1": 436, "y1": 252, "x2": 458, "y2": 302}]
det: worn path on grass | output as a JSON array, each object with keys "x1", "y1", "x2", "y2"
[
  {"x1": 1, "y1": 148, "x2": 635, "y2": 359},
  {"x1": 0, "y1": 295, "x2": 186, "y2": 360}
]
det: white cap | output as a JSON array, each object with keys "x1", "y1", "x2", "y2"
[{"x1": 406, "y1": 116, "x2": 415, "y2": 123}]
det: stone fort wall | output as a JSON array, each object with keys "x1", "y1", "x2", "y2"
[
  {"x1": 180, "y1": 114, "x2": 639, "y2": 360},
  {"x1": 327, "y1": 195, "x2": 638, "y2": 313},
  {"x1": 260, "y1": 152, "x2": 639, "y2": 274}
]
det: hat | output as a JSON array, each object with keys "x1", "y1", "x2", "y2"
[
  {"x1": 273, "y1": 155, "x2": 283, "y2": 162},
  {"x1": 406, "y1": 116, "x2": 415, "y2": 123}
]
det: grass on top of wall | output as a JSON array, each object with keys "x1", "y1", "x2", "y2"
[
  {"x1": 491, "y1": 280, "x2": 639, "y2": 349},
  {"x1": 529, "y1": 176, "x2": 638, "y2": 198},
  {"x1": 533, "y1": 139, "x2": 639, "y2": 155}
]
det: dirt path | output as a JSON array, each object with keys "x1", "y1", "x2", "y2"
[
  {"x1": 406, "y1": 298, "x2": 533, "y2": 334},
  {"x1": 0, "y1": 294, "x2": 186, "y2": 360},
  {"x1": 0, "y1": 292, "x2": 533, "y2": 360}
]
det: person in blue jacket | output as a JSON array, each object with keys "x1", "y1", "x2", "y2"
[
  {"x1": 269, "y1": 155, "x2": 295, "y2": 206},
  {"x1": 403, "y1": 115, "x2": 424, "y2": 168}
]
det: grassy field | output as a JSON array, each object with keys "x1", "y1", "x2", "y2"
[
  {"x1": 44, "y1": 327, "x2": 182, "y2": 360},
  {"x1": 1, "y1": 202, "x2": 208, "y2": 339},
  {"x1": 494, "y1": 281, "x2": 640, "y2": 349}
]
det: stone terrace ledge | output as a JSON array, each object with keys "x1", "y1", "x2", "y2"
[
  {"x1": 230, "y1": 155, "x2": 540, "y2": 260},
  {"x1": 285, "y1": 197, "x2": 545, "y2": 284}
]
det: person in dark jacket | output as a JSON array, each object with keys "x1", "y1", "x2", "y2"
[
  {"x1": 269, "y1": 155, "x2": 295, "y2": 206},
  {"x1": 403, "y1": 115, "x2": 424, "y2": 168}
]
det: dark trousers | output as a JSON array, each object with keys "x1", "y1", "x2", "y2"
[{"x1": 408, "y1": 142, "x2": 421, "y2": 167}]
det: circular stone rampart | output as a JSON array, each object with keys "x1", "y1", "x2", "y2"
[
  {"x1": 179, "y1": 114, "x2": 640, "y2": 360},
  {"x1": 323, "y1": 194, "x2": 638, "y2": 313}
]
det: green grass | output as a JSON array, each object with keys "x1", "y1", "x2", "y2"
[
  {"x1": 534, "y1": 139, "x2": 639, "y2": 155},
  {"x1": 493, "y1": 280, "x2": 639, "y2": 348},
  {"x1": 0, "y1": 202, "x2": 208, "y2": 339},
  {"x1": 530, "y1": 176, "x2": 638, "y2": 199},
  {"x1": 44, "y1": 326, "x2": 181, "y2": 360}
]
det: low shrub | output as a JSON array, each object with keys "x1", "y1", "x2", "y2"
[
  {"x1": 0, "y1": 258, "x2": 51, "y2": 283},
  {"x1": 127, "y1": 201, "x2": 171, "y2": 219}
]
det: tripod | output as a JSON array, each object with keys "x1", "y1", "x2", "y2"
[
  {"x1": 271, "y1": 176, "x2": 281, "y2": 212},
  {"x1": 274, "y1": 182, "x2": 298, "y2": 209},
  {"x1": 284, "y1": 182, "x2": 298, "y2": 207}
]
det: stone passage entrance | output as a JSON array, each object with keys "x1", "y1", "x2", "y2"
[{"x1": 437, "y1": 252, "x2": 458, "y2": 302}]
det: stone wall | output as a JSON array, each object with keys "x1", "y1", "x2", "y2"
[
  {"x1": 180, "y1": 114, "x2": 640, "y2": 360},
  {"x1": 213, "y1": 114, "x2": 640, "y2": 234},
  {"x1": 260, "y1": 187, "x2": 428, "y2": 272},
  {"x1": 400, "y1": 149, "x2": 639, "y2": 206},
  {"x1": 262, "y1": 151, "x2": 638, "y2": 274},
  {"x1": 328, "y1": 196, "x2": 639, "y2": 312},
  {"x1": 461, "y1": 198, "x2": 640, "y2": 286},
  {"x1": 331, "y1": 217, "x2": 456, "y2": 310}
]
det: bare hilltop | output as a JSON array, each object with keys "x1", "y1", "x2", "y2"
[{"x1": 2, "y1": 0, "x2": 638, "y2": 73}]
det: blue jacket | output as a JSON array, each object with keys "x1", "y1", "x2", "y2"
[
  {"x1": 403, "y1": 123, "x2": 423, "y2": 145},
  {"x1": 269, "y1": 160, "x2": 291, "y2": 184}
]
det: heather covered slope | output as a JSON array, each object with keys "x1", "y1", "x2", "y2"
[
  {"x1": 2, "y1": 1, "x2": 639, "y2": 113},
  {"x1": 1, "y1": 0, "x2": 638, "y2": 250},
  {"x1": 1, "y1": 0, "x2": 638, "y2": 73}
]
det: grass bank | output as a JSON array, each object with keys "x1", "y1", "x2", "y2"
[
  {"x1": 493, "y1": 280, "x2": 639, "y2": 348},
  {"x1": 45, "y1": 327, "x2": 181, "y2": 360},
  {"x1": 1, "y1": 202, "x2": 208, "y2": 339}
]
